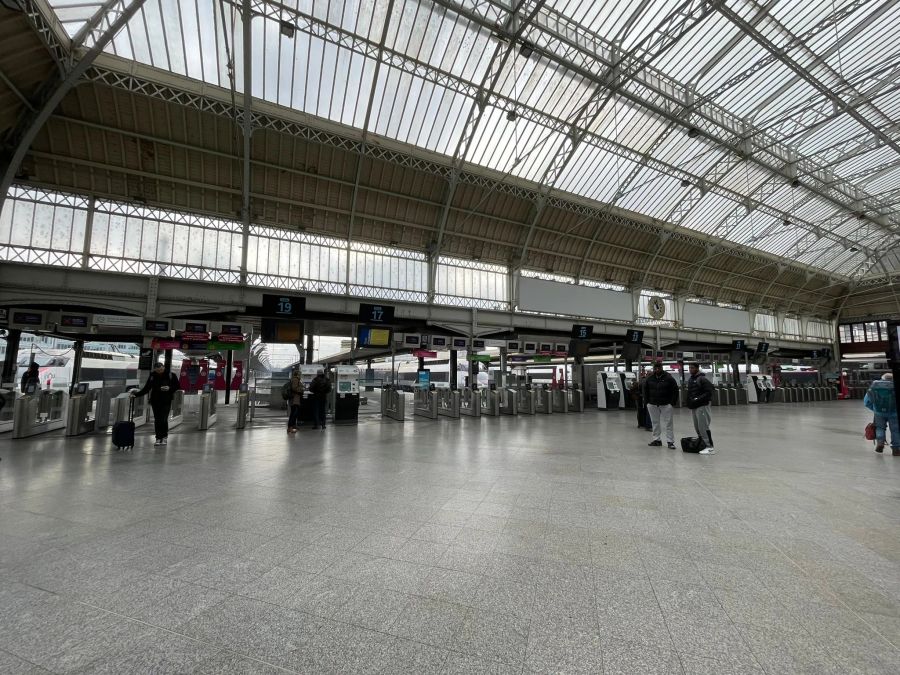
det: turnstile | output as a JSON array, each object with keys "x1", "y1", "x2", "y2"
[
  {"x1": 168, "y1": 391, "x2": 184, "y2": 429},
  {"x1": 381, "y1": 386, "x2": 406, "y2": 422},
  {"x1": 567, "y1": 387, "x2": 585, "y2": 412},
  {"x1": 199, "y1": 388, "x2": 217, "y2": 430},
  {"x1": 480, "y1": 388, "x2": 500, "y2": 416},
  {"x1": 552, "y1": 388, "x2": 569, "y2": 413},
  {"x1": 113, "y1": 393, "x2": 147, "y2": 428},
  {"x1": 460, "y1": 388, "x2": 481, "y2": 418},
  {"x1": 0, "y1": 388, "x2": 17, "y2": 433},
  {"x1": 235, "y1": 389, "x2": 251, "y2": 429},
  {"x1": 414, "y1": 388, "x2": 438, "y2": 419},
  {"x1": 535, "y1": 386, "x2": 553, "y2": 415},
  {"x1": 499, "y1": 387, "x2": 518, "y2": 415},
  {"x1": 13, "y1": 389, "x2": 68, "y2": 439},
  {"x1": 65, "y1": 386, "x2": 113, "y2": 436},
  {"x1": 438, "y1": 389, "x2": 461, "y2": 419},
  {"x1": 517, "y1": 386, "x2": 536, "y2": 415}
]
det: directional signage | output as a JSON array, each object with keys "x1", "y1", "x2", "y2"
[
  {"x1": 732, "y1": 339, "x2": 747, "y2": 351},
  {"x1": 469, "y1": 354, "x2": 491, "y2": 362},
  {"x1": 358, "y1": 303, "x2": 395, "y2": 324},
  {"x1": 261, "y1": 293, "x2": 305, "y2": 318},
  {"x1": 571, "y1": 324, "x2": 593, "y2": 340},
  {"x1": 626, "y1": 329, "x2": 644, "y2": 344}
]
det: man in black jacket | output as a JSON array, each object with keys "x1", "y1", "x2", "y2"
[
  {"x1": 687, "y1": 362, "x2": 716, "y2": 454},
  {"x1": 131, "y1": 362, "x2": 181, "y2": 445},
  {"x1": 308, "y1": 368, "x2": 332, "y2": 430},
  {"x1": 642, "y1": 362, "x2": 679, "y2": 448}
]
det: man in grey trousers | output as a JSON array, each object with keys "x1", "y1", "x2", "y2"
[{"x1": 686, "y1": 362, "x2": 716, "y2": 455}]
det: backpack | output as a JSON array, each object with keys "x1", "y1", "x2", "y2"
[
  {"x1": 867, "y1": 385, "x2": 894, "y2": 414},
  {"x1": 281, "y1": 381, "x2": 292, "y2": 400}
]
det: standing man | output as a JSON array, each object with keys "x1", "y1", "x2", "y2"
[
  {"x1": 286, "y1": 369, "x2": 303, "y2": 434},
  {"x1": 687, "y1": 362, "x2": 716, "y2": 455},
  {"x1": 131, "y1": 362, "x2": 181, "y2": 446},
  {"x1": 20, "y1": 361, "x2": 40, "y2": 392},
  {"x1": 309, "y1": 368, "x2": 332, "y2": 430},
  {"x1": 642, "y1": 362, "x2": 678, "y2": 448}
]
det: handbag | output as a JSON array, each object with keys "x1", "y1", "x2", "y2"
[{"x1": 864, "y1": 422, "x2": 876, "y2": 441}]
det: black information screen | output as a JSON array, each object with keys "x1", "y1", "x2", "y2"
[
  {"x1": 184, "y1": 322, "x2": 207, "y2": 333},
  {"x1": 12, "y1": 312, "x2": 43, "y2": 326},
  {"x1": 625, "y1": 329, "x2": 645, "y2": 344},
  {"x1": 145, "y1": 319, "x2": 169, "y2": 332},
  {"x1": 220, "y1": 324, "x2": 243, "y2": 335},
  {"x1": 60, "y1": 314, "x2": 89, "y2": 328},
  {"x1": 261, "y1": 294, "x2": 305, "y2": 318},
  {"x1": 358, "y1": 303, "x2": 395, "y2": 324},
  {"x1": 756, "y1": 341, "x2": 770, "y2": 354},
  {"x1": 732, "y1": 339, "x2": 746, "y2": 351},
  {"x1": 571, "y1": 324, "x2": 594, "y2": 340},
  {"x1": 431, "y1": 336, "x2": 447, "y2": 347}
]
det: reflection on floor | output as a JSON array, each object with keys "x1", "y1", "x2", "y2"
[{"x1": 1, "y1": 402, "x2": 899, "y2": 673}]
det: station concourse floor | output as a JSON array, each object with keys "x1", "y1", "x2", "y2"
[{"x1": 1, "y1": 401, "x2": 899, "y2": 674}]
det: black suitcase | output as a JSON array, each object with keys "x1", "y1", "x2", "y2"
[
  {"x1": 680, "y1": 437, "x2": 704, "y2": 453},
  {"x1": 112, "y1": 398, "x2": 136, "y2": 450}
]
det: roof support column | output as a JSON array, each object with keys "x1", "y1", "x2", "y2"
[{"x1": 239, "y1": 0, "x2": 253, "y2": 285}]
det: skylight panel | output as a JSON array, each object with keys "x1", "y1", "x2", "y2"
[
  {"x1": 465, "y1": 105, "x2": 567, "y2": 184},
  {"x1": 616, "y1": 169, "x2": 685, "y2": 220},
  {"x1": 553, "y1": 142, "x2": 642, "y2": 205},
  {"x1": 679, "y1": 192, "x2": 741, "y2": 236}
]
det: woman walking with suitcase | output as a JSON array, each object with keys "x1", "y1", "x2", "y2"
[{"x1": 131, "y1": 362, "x2": 181, "y2": 446}]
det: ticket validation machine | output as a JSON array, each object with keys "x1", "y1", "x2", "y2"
[
  {"x1": 619, "y1": 372, "x2": 637, "y2": 409},
  {"x1": 747, "y1": 376, "x2": 764, "y2": 404},
  {"x1": 333, "y1": 365, "x2": 360, "y2": 423},
  {"x1": 596, "y1": 372, "x2": 621, "y2": 409}
]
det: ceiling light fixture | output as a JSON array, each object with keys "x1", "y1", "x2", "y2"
[
  {"x1": 681, "y1": 179, "x2": 691, "y2": 187},
  {"x1": 519, "y1": 41, "x2": 534, "y2": 59},
  {"x1": 506, "y1": 110, "x2": 517, "y2": 122},
  {"x1": 687, "y1": 127, "x2": 699, "y2": 138}
]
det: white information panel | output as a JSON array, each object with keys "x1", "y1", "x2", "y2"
[
  {"x1": 682, "y1": 303, "x2": 751, "y2": 334},
  {"x1": 518, "y1": 276, "x2": 633, "y2": 322}
]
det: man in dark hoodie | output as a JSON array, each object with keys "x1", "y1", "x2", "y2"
[
  {"x1": 131, "y1": 362, "x2": 181, "y2": 446},
  {"x1": 686, "y1": 362, "x2": 716, "y2": 454},
  {"x1": 642, "y1": 362, "x2": 679, "y2": 448}
]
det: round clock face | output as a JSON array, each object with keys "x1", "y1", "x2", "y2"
[{"x1": 648, "y1": 296, "x2": 666, "y2": 319}]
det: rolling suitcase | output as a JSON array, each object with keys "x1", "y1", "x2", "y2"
[{"x1": 112, "y1": 398, "x2": 136, "y2": 451}]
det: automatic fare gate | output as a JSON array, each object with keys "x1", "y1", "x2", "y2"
[
  {"x1": 65, "y1": 384, "x2": 114, "y2": 436},
  {"x1": 460, "y1": 387, "x2": 480, "y2": 417},
  {"x1": 12, "y1": 385, "x2": 68, "y2": 439},
  {"x1": 381, "y1": 385, "x2": 406, "y2": 422}
]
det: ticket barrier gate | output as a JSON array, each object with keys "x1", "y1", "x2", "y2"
[
  {"x1": 65, "y1": 386, "x2": 114, "y2": 436},
  {"x1": 235, "y1": 388, "x2": 251, "y2": 429},
  {"x1": 567, "y1": 387, "x2": 585, "y2": 412},
  {"x1": 716, "y1": 384, "x2": 732, "y2": 406},
  {"x1": 198, "y1": 387, "x2": 217, "y2": 430},
  {"x1": 112, "y1": 392, "x2": 147, "y2": 428},
  {"x1": 0, "y1": 389, "x2": 17, "y2": 433},
  {"x1": 380, "y1": 386, "x2": 406, "y2": 422},
  {"x1": 414, "y1": 388, "x2": 438, "y2": 419},
  {"x1": 13, "y1": 388, "x2": 68, "y2": 439},
  {"x1": 438, "y1": 389, "x2": 461, "y2": 419},
  {"x1": 460, "y1": 388, "x2": 480, "y2": 418},
  {"x1": 517, "y1": 386, "x2": 536, "y2": 415},
  {"x1": 168, "y1": 391, "x2": 184, "y2": 429},
  {"x1": 534, "y1": 385, "x2": 553, "y2": 415},
  {"x1": 552, "y1": 388, "x2": 569, "y2": 413},
  {"x1": 499, "y1": 387, "x2": 518, "y2": 415},
  {"x1": 480, "y1": 388, "x2": 500, "y2": 416}
]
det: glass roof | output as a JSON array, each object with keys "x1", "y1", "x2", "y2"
[{"x1": 44, "y1": 0, "x2": 900, "y2": 278}]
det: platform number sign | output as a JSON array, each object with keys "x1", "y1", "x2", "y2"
[
  {"x1": 571, "y1": 324, "x2": 593, "y2": 340},
  {"x1": 262, "y1": 293, "x2": 305, "y2": 318},
  {"x1": 358, "y1": 303, "x2": 395, "y2": 324},
  {"x1": 625, "y1": 329, "x2": 644, "y2": 344}
]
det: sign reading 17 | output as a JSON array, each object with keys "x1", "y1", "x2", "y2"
[{"x1": 370, "y1": 307, "x2": 383, "y2": 322}]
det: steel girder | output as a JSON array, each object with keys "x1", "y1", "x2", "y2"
[
  {"x1": 0, "y1": 0, "x2": 148, "y2": 212},
  {"x1": 428, "y1": 0, "x2": 546, "y2": 296},
  {"x1": 431, "y1": 0, "x2": 898, "y2": 233}
]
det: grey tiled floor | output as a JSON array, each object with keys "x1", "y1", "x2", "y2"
[{"x1": 1, "y1": 402, "x2": 899, "y2": 674}]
